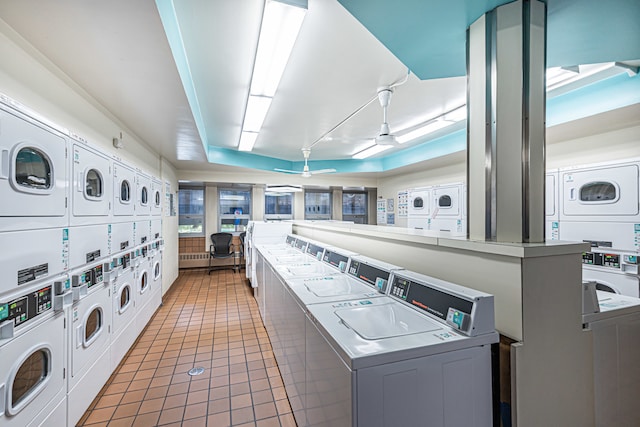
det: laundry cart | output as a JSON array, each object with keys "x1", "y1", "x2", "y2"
[
  {"x1": 305, "y1": 270, "x2": 497, "y2": 427},
  {"x1": 582, "y1": 282, "x2": 640, "y2": 426}
]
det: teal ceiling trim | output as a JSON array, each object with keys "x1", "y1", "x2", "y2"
[
  {"x1": 337, "y1": 0, "x2": 640, "y2": 80},
  {"x1": 155, "y1": 0, "x2": 209, "y2": 153},
  {"x1": 547, "y1": 72, "x2": 640, "y2": 127}
]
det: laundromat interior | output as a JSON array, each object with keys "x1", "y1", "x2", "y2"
[{"x1": 1, "y1": 0, "x2": 639, "y2": 426}]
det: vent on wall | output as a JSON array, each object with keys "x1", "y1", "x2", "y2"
[{"x1": 179, "y1": 252, "x2": 209, "y2": 268}]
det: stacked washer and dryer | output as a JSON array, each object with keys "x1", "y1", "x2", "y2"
[
  {"x1": 0, "y1": 95, "x2": 164, "y2": 427},
  {"x1": 407, "y1": 183, "x2": 467, "y2": 235},
  {"x1": 255, "y1": 234, "x2": 499, "y2": 427}
]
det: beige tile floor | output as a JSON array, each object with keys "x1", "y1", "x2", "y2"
[{"x1": 77, "y1": 268, "x2": 296, "y2": 427}]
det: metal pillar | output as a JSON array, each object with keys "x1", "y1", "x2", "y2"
[{"x1": 467, "y1": 0, "x2": 546, "y2": 243}]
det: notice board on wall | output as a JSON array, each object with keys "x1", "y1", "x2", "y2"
[{"x1": 377, "y1": 199, "x2": 387, "y2": 225}]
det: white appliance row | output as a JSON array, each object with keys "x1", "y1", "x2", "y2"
[
  {"x1": 0, "y1": 240, "x2": 163, "y2": 427},
  {"x1": 407, "y1": 182, "x2": 467, "y2": 235},
  {"x1": 255, "y1": 235, "x2": 499, "y2": 427}
]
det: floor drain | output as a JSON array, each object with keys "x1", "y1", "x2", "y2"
[{"x1": 188, "y1": 367, "x2": 205, "y2": 376}]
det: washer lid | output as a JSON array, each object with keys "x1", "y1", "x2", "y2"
[
  {"x1": 335, "y1": 302, "x2": 440, "y2": 340},
  {"x1": 304, "y1": 275, "x2": 355, "y2": 297}
]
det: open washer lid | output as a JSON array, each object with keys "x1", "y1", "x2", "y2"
[{"x1": 335, "y1": 302, "x2": 441, "y2": 340}]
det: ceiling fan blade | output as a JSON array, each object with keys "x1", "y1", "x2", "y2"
[
  {"x1": 274, "y1": 168, "x2": 303, "y2": 174},
  {"x1": 310, "y1": 168, "x2": 337, "y2": 175}
]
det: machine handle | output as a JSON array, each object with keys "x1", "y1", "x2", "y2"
[
  {"x1": 0, "y1": 382, "x2": 5, "y2": 417},
  {"x1": 0, "y1": 148, "x2": 9, "y2": 180},
  {"x1": 569, "y1": 188, "x2": 576, "y2": 200},
  {"x1": 77, "y1": 171, "x2": 83, "y2": 192},
  {"x1": 76, "y1": 325, "x2": 83, "y2": 349}
]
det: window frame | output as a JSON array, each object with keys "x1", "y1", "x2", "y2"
[
  {"x1": 342, "y1": 191, "x2": 368, "y2": 223},
  {"x1": 178, "y1": 186, "x2": 205, "y2": 237},
  {"x1": 304, "y1": 189, "x2": 332, "y2": 220},
  {"x1": 218, "y1": 187, "x2": 252, "y2": 232},
  {"x1": 264, "y1": 191, "x2": 294, "y2": 220}
]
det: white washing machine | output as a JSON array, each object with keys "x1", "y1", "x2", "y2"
[
  {"x1": 135, "y1": 171, "x2": 152, "y2": 217},
  {"x1": 0, "y1": 227, "x2": 69, "y2": 289},
  {"x1": 304, "y1": 270, "x2": 497, "y2": 427},
  {"x1": 0, "y1": 274, "x2": 70, "y2": 427},
  {"x1": 66, "y1": 262, "x2": 112, "y2": 426},
  {"x1": 303, "y1": 240, "x2": 327, "y2": 261},
  {"x1": 246, "y1": 222, "x2": 293, "y2": 282},
  {"x1": 68, "y1": 224, "x2": 110, "y2": 270},
  {"x1": 108, "y1": 221, "x2": 135, "y2": 255},
  {"x1": 581, "y1": 249, "x2": 639, "y2": 297},
  {"x1": 151, "y1": 178, "x2": 162, "y2": 217},
  {"x1": 0, "y1": 99, "x2": 68, "y2": 232},
  {"x1": 429, "y1": 182, "x2": 466, "y2": 234},
  {"x1": 582, "y1": 285, "x2": 640, "y2": 427},
  {"x1": 407, "y1": 187, "x2": 431, "y2": 230},
  {"x1": 112, "y1": 160, "x2": 136, "y2": 220},
  {"x1": 293, "y1": 236, "x2": 309, "y2": 253},
  {"x1": 546, "y1": 170, "x2": 560, "y2": 240},
  {"x1": 559, "y1": 160, "x2": 640, "y2": 251},
  {"x1": 135, "y1": 220, "x2": 151, "y2": 247},
  {"x1": 135, "y1": 249, "x2": 156, "y2": 337},
  {"x1": 70, "y1": 141, "x2": 111, "y2": 226},
  {"x1": 321, "y1": 246, "x2": 358, "y2": 272},
  {"x1": 109, "y1": 251, "x2": 138, "y2": 371},
  {"x1": 150, "y1": 246, "x2": 163, "y2": 310}
]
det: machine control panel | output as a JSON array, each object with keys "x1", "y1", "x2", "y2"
[
  {"x1": 306, "y1": 243, "x2": 324, "y2": 260},
  {"x1": 323, "y1": 250, "x2": 349, "y2": 272},
  {"x1": 582, "y1": 251, "x2": 620, "y2": 269},
  {"x1": 347, "y1": 261, "x2": 390, "y2": 293},
  {"x1": 389, "y1": 275, "x2": 475, "y2": 334},
  {"x1": 285, "y1": 235, "x2": 296, "y2": 246},
  {"x1": 294, "y1": 238, "x2": 307, "y2": 252},
  {"x1": 0, "y1": 285, "x2": 53, "y2": 327}
]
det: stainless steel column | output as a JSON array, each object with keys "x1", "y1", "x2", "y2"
[{"x1": 467, "y1": 0, "x2": 546, "y2": 243}]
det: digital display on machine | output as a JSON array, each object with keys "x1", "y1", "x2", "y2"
[
  {"x1": 294, "y1": 239, "x2": 307, "y2": 251},
  {"x1": 0, "y1": 303, "x2": 8, "y2": 322},
  {"x1": 73, "y1": 269, "x2": 92, "y2": 287},
  {"x1": 323, "y1": 251, "x2": 349, "y2": 271},
  {"x1": 582, "y1": 251, "x2": 620, "y2": 269},
  {"x1": 94, "y1": 264, "x2": 103, "y2": 284},
  {"x1": 347, "y1": 261, "x2": 390, "y2": 291},
  {"x1": 603, "y1": 254, "x2": 620, "y2": 268},
  {"x1": 389, "y1": 275, "x2": 474, "y2": 323},
  {"x1": 4, "y1": 285, "x2": 52, "y2": 327},
  {"x1": 306, "y1": 243, "x2": 324, "y2": 259}
]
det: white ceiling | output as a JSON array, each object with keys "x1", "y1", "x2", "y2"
[{"x1": 0, "y1": 0, "x2": 637, "y2": 178}]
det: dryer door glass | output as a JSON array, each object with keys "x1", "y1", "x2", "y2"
[
  {"x1": 413, "y1": 197, "x2": 424, "y2": 208},
  {"x1": 580, "y1": 182, "x2": 617, "y2": 202},
  {"x1": 11, "y1": 348, "x2": 49, "y2": 408},
  {"x1": 154, "y1": 262, "x2": 161, "y2": 280},
  {"x1": 141, "y1": 187, "x2": 148, "y2": 205},
  {"x1": 15, "y1": 147, "x2": 52, "y2": 190},
  {"x1": 141, "y1": 271, "x2": 149, "y2": 293},
  {"x1": 439, "y1": 195, "x2": 452, "y2": 207},
  {"x1": 120, "y1": 285, "x2": 131, "y2": 312},
  {"x1": 155, "y1": 190, "x2": 161, "y2": 207},
  {"x1": 85, "y1": 307, "x2": 103, "y2": 344},
  {"x1": 85, "y1": 169, "x2": 103, "y2": 198},
  {"x1": 121, "y1": 180, "x2": 131, "y2": 202}
]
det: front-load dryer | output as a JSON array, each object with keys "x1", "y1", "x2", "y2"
[
  {"x1": 559, "y1": 160, "x2": 640, "y2": 251},
  {"x1": 70, "y1": 141, "x2": 111, "y2": 226},
  {"x1": 304, "y1": 270, "x2": 498, "y2": 427},
  {"x1": 0, "y1": 98, "x2": 68, "y2": 232},
  {"x1": 112, "y1": 160, "x2": 136, "y2": 220},
  {"x1": 546, "y1": 170, "x2": 560, "y2": 240},
  {"x1": 429, "y1": 182, "x2": 466, "y2": 234},
  {"x1": 150, "y1": 248, "x2": 163, "y2": 309},
  {"x1": 151, "y1": 178, "x2": 162, "y2": 216},
  {"x1": 67, "y1": 264, "x2": 112, "y2": 426},
  {"x1": 0, "y1": 274, "x2": 69, "y2": 427},
  {"x1": 0, "y1": 227, "x2": 68, "y2": 289},
  {"x1": 109, "y1": 252, "x2": 137, "y2": 370},
  {"x1": 135, "y1": 251, "x2": 156, "y2": 337},
  {"x1": 135, "y1": 171, "x2": 152, "y2": 217},
  {"x1": 109, "y1": 221, "x2": 135, "y2": 255},
  {"x1": 408, "y1": 187, "x2": 431, "y2": 217},
  {"x1": 581, "y1": 250, "x2": 639, "y2": 297}
]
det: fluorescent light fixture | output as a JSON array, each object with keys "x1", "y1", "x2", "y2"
[
  {"x1": 238, "y1": 131, "x2": 258, "y2": 152},
  {"x1": 243, "y1": 95, "x2": 272, "y2": 132},
  {"x1": 250, "y1": 1, "x2": 307, "y2": 96},
  {"x1": 238, "y1": 0, "x2": 307, "y2": 152},
  {"x1": 396, "y1": 119, "x2": 454, "y2": 144},
  {"x1": 443, "y1": 105, "x2": 467, "y2": 122},
  {"x1": 546, "y1": 62, "x2": 619, "y2": 92},
  {"x1": 266, "y1": 185, "x2": 303, "y2": 193},
  {"x1": 352, "y1": 144, "x2": 392, "y2": 159}
]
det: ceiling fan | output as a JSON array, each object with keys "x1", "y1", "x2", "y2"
[{"x1": 274, "y1": 148, "x2": 336, "y2": 178}]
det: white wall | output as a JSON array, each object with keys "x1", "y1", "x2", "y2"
[{"x1": 0, "y1": 19, "x2": 179, "y2": 293}]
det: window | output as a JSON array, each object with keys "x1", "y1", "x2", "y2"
[
  {"x1": 178, "y1": 187, "x2": 205, "y2": 235},
  {"x1": 305, "y1": 190, "x2": 332, "y2": 220},
  {"x1": 85, "y1": 169, "x2": 103, "y2": 198},
  {"x1": 15, "y1": 147, "x2": 52, "y2": 190},
  {"x1": 219, "y1": 188, "x2": 251, "y2": 232},
  {"x1": 265, "y1": 191, "x2": 294, "y2": 220},
  {"x1": 343, "y1": 191, "x2": 367, "y2": 224}
]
